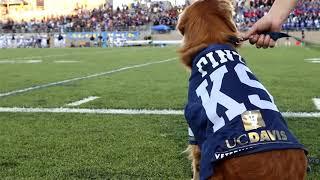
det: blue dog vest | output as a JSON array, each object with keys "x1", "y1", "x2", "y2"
[{"x1": 185, "y1": 44, "x2": 306, "y2": 179}]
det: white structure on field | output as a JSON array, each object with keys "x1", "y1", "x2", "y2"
[{"x1": 111, "y1": 0, "x2": 187, "y2": 10}]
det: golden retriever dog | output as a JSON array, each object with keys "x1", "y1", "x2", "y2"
[{"x1": 178, "y1": 0, "x2": 308, "y2": 179}]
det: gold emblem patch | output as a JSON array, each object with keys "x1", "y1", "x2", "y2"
[{"x1": 241, "y1": 110, "x2": 265, "y2": 131}]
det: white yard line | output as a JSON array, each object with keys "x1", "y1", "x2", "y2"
[
  {"x1": 0, "y1": 49, "x2": 123, "y2": 61},
  {"x1": 305, "y1": 58, "x2": 320, "y2": 61},
  {"x1": 0, "y1": 60, "x2": 42, "y2": 64},
  {"x1": 310, "y1": 61, "x2": 320, "y2": 63},
  {"x1": 304, "y1": 58, "x2": 320, "y2": 63},
  {"x1": 313, "y1": 98, "x2": 320, "y2": 110},
  {"x1": 0, "y1": 59, "x2": 78, "y2": 64},
  {"x1": 54, "y1": 60, "x2": 80, "y2": 63},
  {"x1": 0, "y1": 107, "x2": 184, "y2": 115},
  {"x1": 66, "y1": 96, "x2": 100, "y2": 107},
  {"x1": 0, "y1": 54, "x2": 68, "y2": 61},
  {"x1": 0, "y1": 57, "x2": 177, "y2": 98},
  {"x1": 0, "y1": 107, "x2": 319, "y2": 118},
  {"x1": 0, "y1": 51, "x2": 104, "y2": 61},
  {"x1": 282, "y1": 112, "x2": 320, "y2": 118}
]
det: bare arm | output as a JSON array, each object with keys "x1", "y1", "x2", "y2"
[
  {"x1": 268, "y1": 0, "x2": 298, "y2": 26},
  {"x1": 243, "y1": 0, "x2": 298, "y2": 48}
]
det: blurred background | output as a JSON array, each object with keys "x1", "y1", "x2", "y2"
[
  {"x1": 0, "y1": 0, "x2": 319, "y2": 48},
  {"x1": 0, "y1": 1, "x2": 319, "y2": 179}
]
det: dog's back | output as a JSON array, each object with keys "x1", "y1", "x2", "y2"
[
  {"x1": 178, "y1": 0, "x2": 308, "y2": 179},
  {"x1": 185, "y1": 44, "x2": 307, "y2": 179},
  {"x1": 212, "y1": 149, "x2": 307, "y2": 180}
]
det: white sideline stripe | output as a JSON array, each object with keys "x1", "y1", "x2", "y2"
[
  {"x1": 66, "y1": 96, "x2": 100, "y2": 107},
  {"x1": 0, "y1": 50, "x2": 124, "y2": 61},
  {"x1": 0, "y1": 107, "x2": 184, "y2": 115},
  {"x1": 310, "y1": 61, "x2": 320, "y2": 63},
  {"x1": 305, "y1": 58, "x2": 320, "y2": 61},
  {"x1": 54, "y1": 60, "x2": 80, "y2": 63},
  {"x1": 0, "y1": 107, "x2": 319, "y2": 117},
  {"x1": 282, "y1": 112, "x2": 320, "y2": 118},
  {"x1": 0, "y1": 54, "x2": 67, "y2": 61},
  {"x1": 0, "y1": 60, "x2": 42, "y2": 64},
  {"x1": 313, "y1": 98, "x2": 320, "y2": 110},
  {"x1": 0, "y1": 57, "x2": 177, "y2": 98}
]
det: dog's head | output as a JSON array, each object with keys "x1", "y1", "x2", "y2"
[{"x1": 177, "y1": 0, "x2": 239, "y2": 68}]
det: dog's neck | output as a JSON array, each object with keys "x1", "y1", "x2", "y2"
[{"x1": 227, "y1": 35, "x2": 241, "y2": 47}]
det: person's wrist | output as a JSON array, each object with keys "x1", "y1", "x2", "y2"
[{"x1": 265, "y1": 13, "x2": 282, "y2": 31}]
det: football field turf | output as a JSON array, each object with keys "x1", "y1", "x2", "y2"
[{"x1": 0, "y1": 46, "x2": 319, "y2": 179}]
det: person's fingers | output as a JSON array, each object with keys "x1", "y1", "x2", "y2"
[
  {"x1": 243, "y1": 29, "x2": 254, "y2": 40},
  {"x1": 269, "y1": 39, "x2": 276, "y2": 48},
  {"x1": 263, "y1": 35, "x2": 271, "y2": 49},
  {"x1": 249, "y1": 34, "x2": 259, "y2": 45},
  {"x1": 243, "y1": 24, "x2": 258, "y2": 40},
  {"x1": 256, "y1": 34, "x2": 265, "y2": 48}
]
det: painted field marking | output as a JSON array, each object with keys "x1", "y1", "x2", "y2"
[
  {"x1": 0, "y1": 60, "x2": 42, "y2": 64},
  {"x1": 0, "y1": 49, "x2": 125, "y2": 61},
  {"x1": 54, "y1": 60, "x2": 80, "y2": 63},
  {"x1": 0, "y1": 51, "x2": 107, "y2": 61},
  {"x1": 313, "y1": 98, "x2": 320, "y2": 110},
  {"x1": 0, "y1": 107, "x2": 183, "y2": 115},
  {"x1": 0, "y1": 59, "x2": 79, "y2": 64},
  {"x1": 281, "y1": 112, "x2": 320, "y2": 118},
  {"x1": 304, "y1": 58, "x2": 320, "y2": 63},
  {"x1": 0, "y1": 54, "x2": 67, "y2": 61},
  {"x1": 0, "y1": 57, "x2": 177, "y2": 98},
  {"x1": 0, "y1": 107, "x2": 319, "y2": 118},
  {"x1": 66, "y1": 96, "x2": 100, "y2": 107},
  {"x1": 310, "y1": 61, "x2": 320, "y2": 64},
  {"x1": 305, "y1": 58, "x2": 320, "y2": 61}
]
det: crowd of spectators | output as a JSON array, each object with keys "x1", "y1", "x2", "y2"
[
  {"x1": 0, "y1": 0, "x2": 319, "y2": 33},
  {"x1": 152, "y1": 5, "x2": 182, "y2": 30},
  {"x1": 235, "y1": 0, "x2": 320, "y2": 31},
  {"x1": 284, "y1": 0, "x2": 320, "y2": 30},
  {"x1": 0, "y1": 2, "x2": 185, "y2": 33}
]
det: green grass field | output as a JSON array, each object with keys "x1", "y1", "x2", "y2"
[{"x1": 0, "y1": 46, "x2": 319, "y2": 179}]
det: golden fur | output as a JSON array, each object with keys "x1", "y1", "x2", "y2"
[
  {"x1": 178, "y1": 0, "x2": 307, "y2": 179},
  {"x1": 187, "y1": 144, "x2": 307, "y2": 180},
  {"x1": 185, "y1": 145, "x2": 201, "y2": 179},
  {"x1": 177, "y1": 0, "x2": 240, "y2": 68}
]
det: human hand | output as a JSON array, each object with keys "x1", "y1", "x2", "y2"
[{"x1": 242, "y1": 14, "x2": 282, "y2": 48}]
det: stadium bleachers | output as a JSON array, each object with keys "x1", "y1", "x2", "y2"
[
  {"x1": 0, "y1": 1, "x2": 319, "y2": 179},
  {"x1": 0, "y1": 0, "x2": 319, "y2": 49},
  {"x1": 0, "y1": 2, "x2": 184, "y2": 33},
  {"x1": 0, "y1": 0, "x2": 319, "y2": 33},
  {"x1": 236, "y1": 0, "x2": 320, "y2": 31}
]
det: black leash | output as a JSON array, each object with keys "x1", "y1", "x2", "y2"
[
  {"x1": 231, "y1": 32, "x2": 320, "y2": 50},
  {"x1": 227, "y1": 32, "x2": 289, "y2": 45},
  {"x1": 228, "y1": 32, "x2": 290, "y2": 45},
  {"x1": 262, "y1": 32, "x2": 291, "y2": 41}
]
